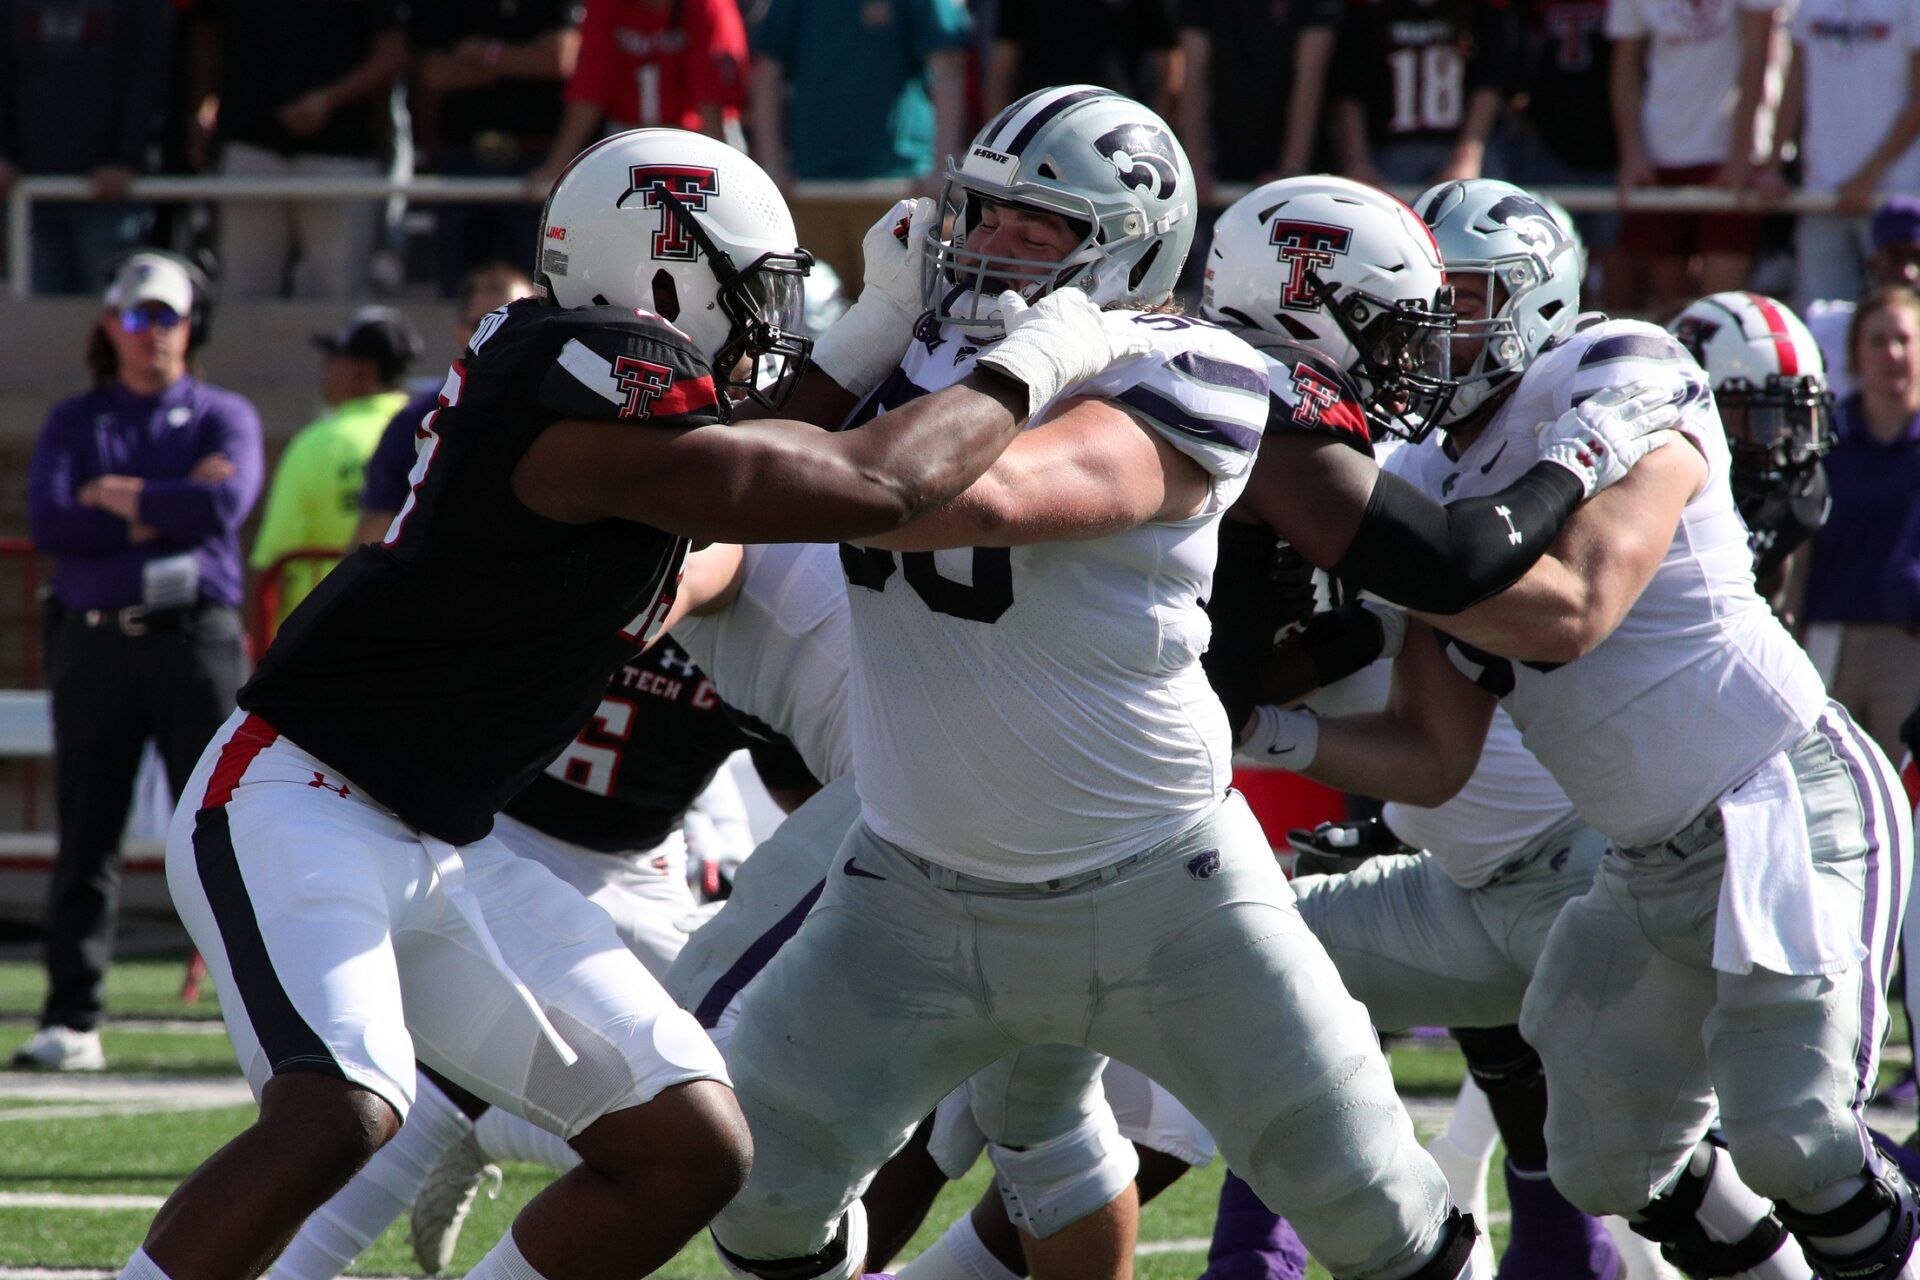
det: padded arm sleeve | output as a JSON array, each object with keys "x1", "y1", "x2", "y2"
[{"x1": 1332, "y1": 462, "x2": 1584, "y2": 613}]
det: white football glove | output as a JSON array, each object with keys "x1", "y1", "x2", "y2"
[
  {"x1": 1536, "y1": 383, "x2": 1686, "y2": 499},
  {"x1": 975, "y1": 290, "x2": 1152, "y2": 420},
  {"x1": 1360, "y1": 600, "x2": 1408, "y2": 660},
  {"x1": 809, "y1": 197, "x2": 937, "y2": 397}
]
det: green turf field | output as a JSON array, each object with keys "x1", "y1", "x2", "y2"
[{"x1": 0, "y1": 959, "x2": 1907, "y2": 1278}]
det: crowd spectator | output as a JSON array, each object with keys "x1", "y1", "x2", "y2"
[
  {"x1": 1504, "y1": 0, "x2": 1625, "y2": 309},
  {"x1": 986, "y1": 1, "x2": 1179, "y2": 119},
  {"x1": 747, "y1": 0, "x2": 971, "y2": 283},
  {"x1": 0, "y1": 0, "x2": 172, "y2": 295},
  {"x1": 15, "y1": 252, "x2": 261, "y2": 1070},
  {"x1": 188, "y1": 0, "x2": 408, "y2": 298},
  {"x1": 1799, "y1": 284, "x2": 1920, "y2": 761},
  {"x1": 354, "y1": 263, "x2": 536, "y2": 546},
  {"x1": 1175, "y1": 0, "x2": 1341, "y2": 203},
  {"x1": 1608, "y1": 0, "x2": 1789, "y2": 318},
  {"x1": 412, "y1": 0, "x2": 581, "y2": 298},
  {"x1": 250, "y1": 306, "x2": 422, "y2": 628},
  {"x1": 1806, "y1": 198, "x2": 1920, "y2": 402},
  {"x1": 1329, "y1": 0, "x2": 1519, "y2": 190},
  {"x1": 1771, "y1": 0, "x2": 1920, "y2": 312},
  {"x1": 529, "y1": 0, "x2": 747, "y2": 194}
]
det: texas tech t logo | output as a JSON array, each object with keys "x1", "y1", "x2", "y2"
[
  {"x1": 613, "y1": 356, "x2": 675, "y2": 418},
  {"x1": 1290, "y1": 362, "x2": 1344, "y2": 427},
  {"x1": 619, "y1": 165, "x2": 719, "y2": 261},
  {"x1": 1268, "y1": 220, "x2": 1353, "y2": 309}
]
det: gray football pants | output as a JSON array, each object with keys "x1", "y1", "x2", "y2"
[
  {"x1": 1292, "y1": 815, "x2": 1610, "y2": 1030},
  {"x1": 709, "y1": 792, "x2": 1454, "y2": 1280},
  {"x1": 1519, "y1": 705, "x2": 1914, "y2": 1216}
]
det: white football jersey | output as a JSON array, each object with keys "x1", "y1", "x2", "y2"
[
  {"x1": 1392, "y1": 320, "x2": 1828, "y2": 847},
  {"x1": 846, "y1": 311, "x2": 1271, "y2": 880},
  {"x1": 672, "y1": 542, "x2": 853, "y2": 786}
]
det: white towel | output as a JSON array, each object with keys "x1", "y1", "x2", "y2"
[{"x1": 1713, "y1": 752, "x2": 1865, "y2": 976}]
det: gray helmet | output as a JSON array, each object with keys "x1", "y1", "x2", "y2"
[
  {"x1": 923, "y1": 85, "x2": 1195, "y2": 337},
  {"x1": 1411, "y1": 179, "x2": 1582, "y2": 424}
]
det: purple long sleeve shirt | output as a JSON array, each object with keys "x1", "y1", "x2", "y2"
[{"x1": 28, "y1": 376, "x2": 264, "y2": 610}]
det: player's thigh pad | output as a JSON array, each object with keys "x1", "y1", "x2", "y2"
[
  {"x1": 491, "y1": 812, "x2": 695, "y2": 980},
  {"x1": 712, "y1": 819, "x2": 1018, "y2": 1262},
  {"x1": 1519, "y1": 857, "x2": 1720, "y2": 1216},
  {"x1": 1099, "y1": 1059, "x2": 1215, "y2": 1167},
  {"x1": 165, "y1": 718, "x2": 424, "y2": 1116},
  {"x1": 1291, "y1": 851, "x2": 1527, "y2": 1030},
  {"x1": 1082, "y1": 793, "x2": 1449, "y2": 1279},
  {"x1": 665, "y1": 777, "x2": 861, "y2": 1032},
  {"x1": 399, "y1": 836, "x2": 727, "y2": 1141}
]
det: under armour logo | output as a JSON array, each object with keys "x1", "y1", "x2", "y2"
[
  {"x1": 307, "y1": 771, "x2": 351, "y2": 798},
  {"x1": 1495, "y1": 504, "x2": 1522, "y2": 546},
  {"x1": 654, "y1": 644, "x2": 699, "y2": 678}
]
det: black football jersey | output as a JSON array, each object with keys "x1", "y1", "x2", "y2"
[
  {"x1": 503, "y1": 640, "x2": 752, "y2": 853},
  {"x1": 1333, "y1": 0, "x2": 1519, "y2": 146},
  {"x1": 1259, "y1": 339, "x2": 1378, "y2": 455},
  {"x1": 239, "y1": 299, "x2": 723, "y2": 845},
  {"x1": 1746, "y1": 462, "x2": 1830, "y2": 584}
]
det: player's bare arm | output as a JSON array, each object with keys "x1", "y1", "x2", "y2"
[
  {"x1": 1413, "y1": 436, "x2": 1707, "y2": 663},
  {"x1": 858, "y1": 396, "x2": 1209, "y2": 550},
  {"x1": 1281, "y1": 620, "x2": 1495, "y2": 807}
]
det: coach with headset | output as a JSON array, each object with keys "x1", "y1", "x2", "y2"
[{"x1": 15, "y1": 253, "x2": 262, "y2": 1071}]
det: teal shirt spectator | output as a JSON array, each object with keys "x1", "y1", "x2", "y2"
[{"x1": 753, "y1": 0, "x2": 973, "y2": 180}]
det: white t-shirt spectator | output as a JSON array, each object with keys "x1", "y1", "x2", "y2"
[
  {"x1": 1793, "y1": 0, "x2": 1920, "y2": 194},
  {"x1": 1607, "y1": 0, "x2": 1786, "y2": 167}
]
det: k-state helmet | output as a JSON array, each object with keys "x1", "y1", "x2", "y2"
[
  {"x1": 1669, "y1": 291, "x2": 1834, "y2": 516},
  {"x1": 1202, "y1": 175, "x2": 1456, "y2": 441},
  {"x1": 924, "y1": 85, "x2": 1195, "y2": 336},
  {"x1": 536, "y1": 128, "x2": 815, "y2": 408},
  {"x1": 1411, "y1": 179, "x2": 1581, "y2": 425}
]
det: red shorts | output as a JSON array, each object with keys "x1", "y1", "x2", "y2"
[{"x1": 1619, "y1": 163, "x2": 1763, "y2": 258}]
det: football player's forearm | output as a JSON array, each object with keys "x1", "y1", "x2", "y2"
[
  {"x1": 837, "y1": 373, "x2": 1027, "y2": 529},
  {"x1": 1298, "y1": 712, "x2": 1463, "y2": 808}
]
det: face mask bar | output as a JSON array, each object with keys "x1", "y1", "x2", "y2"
[
  {"x1": 1306, "y1": 268, "x2": 1457, "y2": 442},
  {"x1": 1719, "y1": 374, "x2": 1835, "y2": 497},
  {"x1": 652, "y1": 186, "x2": 817, "y2": 411},
  {"x1": 923, "y1": 168, "x2": 1114, "y2": 334},
  {"x1": 1442, "y1": 256, "x2": 1551, "y2": 394}
]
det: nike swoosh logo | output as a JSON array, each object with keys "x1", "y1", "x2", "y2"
[
  {"x1": 843, "y1": 859, "x2": 886, "y2": 881},
  {"x1": 1479, "y1": 441, "x2": 1509, "y2": 474},
  {"x1": 1265, "y1": 745, "x2": 1296, "y2": 756}
]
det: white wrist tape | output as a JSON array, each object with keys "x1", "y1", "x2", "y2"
[
  {"x1": 1361, "y1": 600, "x2": 1409, "y2": 661},
  {"x1": 810, "y1": 294, "x2": 915, "y2": 399},
  {"x1": 1237, "y1": 706, "x2": 1320, "y2": 770}
]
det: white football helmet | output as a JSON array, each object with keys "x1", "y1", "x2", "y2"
[
  {"x1": 536, "y1": 128, "x2": 814, "y2": 407},
  {"x1": 1668, "y1": 291, "x2": 1833, "y2": 513},
  {"x1": 1411, "y1": 179, "x2": 1582, "y2": 425},
  {"x1": 924, "y1": 85, "x2": 1195, "y2": 336},
  {"x1": 1202, "y1": 175, "x2": 1456, "y2": 440}
]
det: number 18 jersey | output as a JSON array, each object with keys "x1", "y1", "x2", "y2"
[{"x1": 841, "y1": 311, "x2": 1271, "y2": 882}]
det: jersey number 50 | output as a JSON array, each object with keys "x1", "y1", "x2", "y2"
[{"x1": 838, "y1": 545, "x2": 1014, "y2": 624}]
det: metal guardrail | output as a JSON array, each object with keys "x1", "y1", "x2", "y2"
[{"x1": 2, "y1": 172, "x2": 1883, "y2": 298}]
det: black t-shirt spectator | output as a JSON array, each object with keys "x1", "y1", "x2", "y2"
[
  {"x1": 1516, "y1": 0, "x2": 1614, "y2": 171},
  {"x1": 209, "y1": 0, "x2": 409, "y2": 157},
  {"x1": 1332, "y1": 0, "x2": 1519, "y2": 148},
  {"x1": 0, "y1": 0, "x2": 171, "y2": 174},
  {"x1": 1178, "y1": 0, "x2": 1342, "y2": 182},
  {"x1": 414, "y1": 0, "x2": 577, "y2": 151},
  {"x1": 994, "y1": 0, "x2": 1176, "y2": 103}
]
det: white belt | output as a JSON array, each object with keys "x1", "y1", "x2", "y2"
[{"x1": 421, "y1": 836, "x2": 579, "y2": 1066}]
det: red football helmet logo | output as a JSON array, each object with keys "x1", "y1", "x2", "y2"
[
  {"x1": 620, "y1": 165, "x2": 720, "y2": 262},
  {"x1": 1268, "y1": 220, "x2": 1353, "y2": 310}
]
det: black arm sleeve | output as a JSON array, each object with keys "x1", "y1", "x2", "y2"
[
  {"x1": 1332, "y1": 462, "x2": 1584, "y2": 614},
  {"x1": 1200, "y1": 520, "x2": 1305, "y2": 729}
]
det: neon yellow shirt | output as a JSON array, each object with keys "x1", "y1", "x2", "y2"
[{"x1": 250, "y1": 391, "x2": 408, "y2": 628}]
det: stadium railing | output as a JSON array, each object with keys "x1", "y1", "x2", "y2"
[{"x1": 0, "y1": 174, "x2": 1875, "y2": 298}]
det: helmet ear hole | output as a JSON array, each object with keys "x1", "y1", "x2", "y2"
[
  {"x1": 1128, "y1": 240, "x2": 1161, "y2": 291},
  {"x1": 652, "y1": 269, "x2": 681, "y2": 322}
]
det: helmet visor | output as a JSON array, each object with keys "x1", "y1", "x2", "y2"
[
  {"x1": 1719, "y1": 375, "x2": 1834, "y2": 498},
  {"x1": 1342, "y1": 287, "x2": 1457, "y2": 442},
  {"x1": 717, "y1": 249, "x2": 815, "y2": 411}
]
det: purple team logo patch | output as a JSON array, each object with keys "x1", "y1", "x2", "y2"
[{"x1": 1186, "y1": 849, "x2": 1222, "y2": 880}]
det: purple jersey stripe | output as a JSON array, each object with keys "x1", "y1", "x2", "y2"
[{"x1": 1115, "y1": 384, "x2": 1261, "y2": 455}]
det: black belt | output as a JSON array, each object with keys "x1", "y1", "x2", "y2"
[{"x1": 74, "y1": 603, "x2": 221, "y2": 636}]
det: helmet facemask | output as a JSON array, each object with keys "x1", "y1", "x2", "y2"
[
  {"x1": 1441, "y1": 247, "x2": 1574, "y2": 425},
  {"x1": 923, "y1": 168, "x2": 1150, "y2": 336},
  {"x1": 1717, "y1": 373, "x2": 1835, "y2": 516},
  {"x1": 651, "y1": 186, "x2": 815, "y2": 411},
  {"x1": 1306, "y1": 268, "x2": 1457, "y2": 442}
]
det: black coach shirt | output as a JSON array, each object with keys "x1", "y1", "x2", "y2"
[{"x1": 239, "y1": 299, "x2": 719, "y2": 845}]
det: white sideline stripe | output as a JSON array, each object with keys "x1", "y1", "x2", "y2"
[
  {"x1": 0, "y1": 1019, "x2": 225, "y2": 1036},
  {"x1": 0, "y1": 1193, "x2": 163, "y2": 1211},
  {"x1": 0, "y1": 1099, "x2": 237, "y2": 1122}
]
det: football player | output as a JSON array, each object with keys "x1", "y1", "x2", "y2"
[
  {"x1": 702, "y1": 85, "x2": 1490, "y2": 1280},
  {"x1": 126, "y1": 127, "x2": 1143, "y2": 1280},
  {"x1": 1255, "y1": 176, "x2": 1916, "y2": 1280}
]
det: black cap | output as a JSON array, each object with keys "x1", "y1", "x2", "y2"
[{"x1": 312, "y1": 306, "x2": 425, "y2": 378}]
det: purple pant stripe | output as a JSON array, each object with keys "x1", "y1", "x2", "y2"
[{"x1": 1816, "y1": 707, "x2": 1887, "y2": 1127}]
